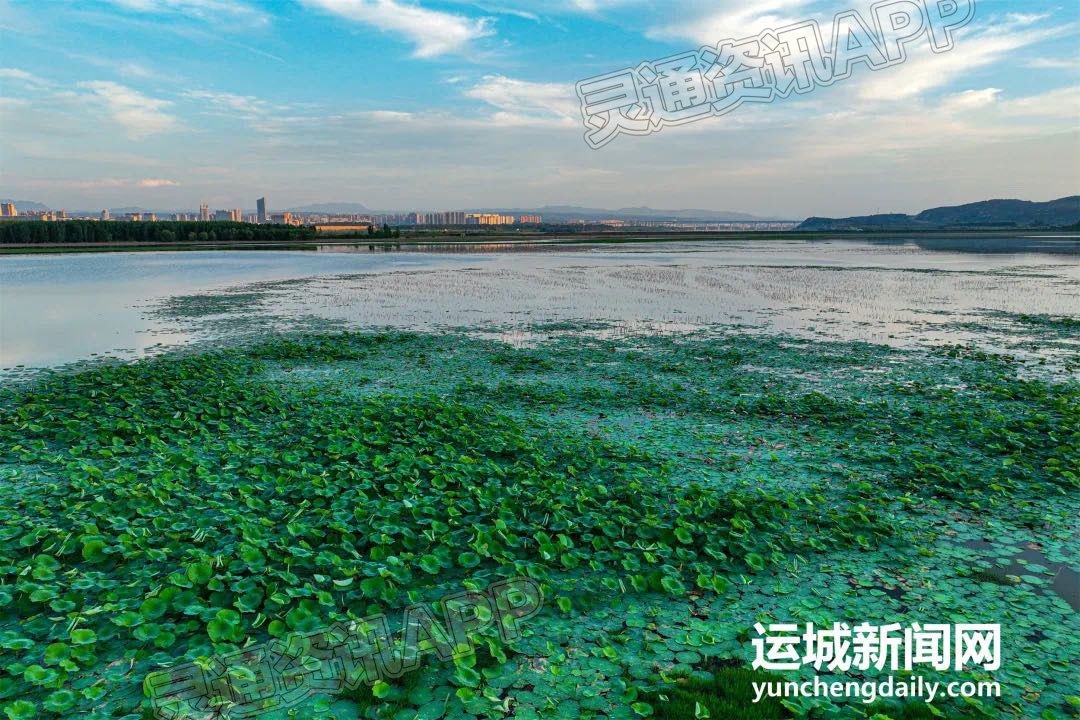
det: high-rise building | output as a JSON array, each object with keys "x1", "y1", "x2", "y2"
[
  {"x1": 257, "y1": 197, "x2": 267, "y2": 224},
  {"x1": 465, "y1": 213, "x2": 515, "y2": 225},
  {"x1": 199, "y1": 204, "x2": 210, "y2": 221},
  {"x1": 231, "y1": 208, "x2": 242, "y2": 222},
  {"x1": 101, "y1": 209, "x2": 110, "y2": 221},
  {"x1": 1, "y1": 202, "x2": 16, "y2": 217}
]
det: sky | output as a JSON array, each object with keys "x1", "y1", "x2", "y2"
[{"x1": 0, "y1": 0, "x2": 1078, "y2": 218}]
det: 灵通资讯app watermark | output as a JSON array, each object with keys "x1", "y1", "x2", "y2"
[
  {"x1": 144, "y1": 577, "x2": 542, "y2": 719},
  {"x1": 576, "y1": 0, "x2": 976, "y2": 148}
]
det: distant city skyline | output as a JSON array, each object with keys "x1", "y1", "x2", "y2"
[
  {"x1": 4, "y1": 193, "x2": 1080, "y2": 230},
  {"x1": 1, "y1": 0, "x2": 1078, "y2": 217},
  {"x1": 0, "y1": 196, "x2": 790, "y2": 219}
]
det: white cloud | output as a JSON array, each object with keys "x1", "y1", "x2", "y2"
[
  {"x1": 137, "y1": 178, "x2": 179, "y2": 187},
  {"x1": 779, "y1": 82, "x2": 1080, "y2": 167},
  {"x1": 77, "y1": 81, "x2": 178, "y2": 138},
  {"x1": 567, "y1": 0, "x2": 620, "y2": 11},
  {"x1": 464, "y1": 75, "x2": 579, "y2": 126},
  {"x1": 356, "y1": 109, "x2": 416, "y2": 122},
  {"x1": 650, "y1": 0, "x2": 818, "y2": 45},
  {"x1": 939, "y1": 87, "x2": 1002, "y2": 112},
  {"x1": 857, "y1": 18, "x2": 1072, "y2": 101},
  {"x1": 1003, "y1": 12, "x2": 1050, "y2": 26},
  {"x1": 27, "y1": 177, "x2": 180, "y2": 191},
  {"x1": 114, "y1": 62, "x2": 161, "y2": 80},
  {"x1": 104, "y1": 0, "x2": 268, "y2": 26},
  {"x1": 467, "y1": 0, "x2": 627, "y2": 17},
  {"x1": 302, "y1": 0, "x2": 494, "y2": 58},
  {"x1": 998, "y1": 85, "x2": 1080, "y2": 120},
  {"x1": 180, "y1": 89, "x2": 287, "y2": 121},
  {"x1": 1024, "y1": 57, "x2": 1080, "y2": 71},
  {"x1": 0, "y1": 67, "x2": 48, "y2": 89}
]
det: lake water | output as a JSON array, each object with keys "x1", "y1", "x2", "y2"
[{"x1": 2, "y1": 236, "x2": 1078, "y2": 375}]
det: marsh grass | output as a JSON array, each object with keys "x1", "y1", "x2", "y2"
[{"x1": 642, "y1": 657, "x2": 791, "y2": 719}]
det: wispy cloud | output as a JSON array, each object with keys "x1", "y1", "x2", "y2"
[
  {"x1": 1024, "y1": 57, "x2": 1080, "y2": 71},
  {"x1": 137, "y1": 177, "x2": 179, "y2": 187},
  {"x1": 180, "y1": 89, "x2": 290, "y2": 120},
  {"x1": 0, "y1": 67, "x2": 49, "y2": 89},
  {"x1": 565, "y1": 0, "x2": 629, "y2": 13},
  {"x1": 464, "y1": 75, "x2": 578, "y2": 126},
  {"x1": 939, "y1": 87, "x2": 1002, "y2": 111},
  {"x1": 856, "y1": 15, "x2": 1073, "y2": 101},
  {"x1": 353, "y1": 109, "x2": 416, "y2": 122},
  {"x1": 302, "y1": 0, "x2": 494, "y2": 58},
  {"x1": 649, "y1": 0, "x2": 819, "y2": 45},
  {"x1": 998, "y1": 85, "x2": 1080, "y2": 120},
  {"x1": 25, "y1": 177, "x2": 181, "y2": 191},
  {"x1": 780, "y1": 82, "x2": 1080, "y2": 166},
  {"x1": 113, "y1": 61, "x2": 163, "y2": 80},
  {"x1": 77, "y1": 80, "x2": 179, "y2": 138},
  {"x1": 103, "y1": 0, "x2": 269, "y2": 26}
]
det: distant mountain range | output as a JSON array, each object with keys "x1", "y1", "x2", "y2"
[
  {"x1": 282, "y1": 203, "x2": 781, "y2": 221},
  {"x1": 798, "y1": 196, "x2": 1080, "y2": 231},
  {"x1": 3, "y1": 201, "x2": 180, "y2": 215},
  {"x1": 481, "y1": 205, "x2": 781, "y2": 222},
  {"x1": 0, "y1": 199, "x2": 49, "y2": 212}
]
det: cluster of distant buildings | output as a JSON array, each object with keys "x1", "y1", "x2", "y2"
[
  {"x1": 1, "y1": 197, "x2": 303, "y2": 226},
  {"x1": 402, "y1": 212, "x2": 541, "y2": 226},
  {"x1": 165, "y1": 198, "x2": 301, "y2": 225},
  {"x1": 163, "y1": 200, "x2": 300, "y2": 225},
  {"x1": 310, "y1": 212, "x2": 543, "y2": 235},
  {"x1": 0, "y1": 199, "x2": 800, "y2": 232},
  {"x1": 9, "y1": 209, "x2": 76, "y2": 221},
  {"x1": 579, "y1": 219, "x2": 798, "y2": 231},
  {"x1": 0, "y1": 198, "x2": 543, "y2": 229}
]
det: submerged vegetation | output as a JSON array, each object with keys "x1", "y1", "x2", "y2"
[{"x1": 0, "y1": 328, "x2": 1077, "y2": 719}]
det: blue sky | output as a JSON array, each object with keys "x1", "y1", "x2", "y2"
[{"x1": 0, "y1": 0, "x2": 1077, "y2": 217}]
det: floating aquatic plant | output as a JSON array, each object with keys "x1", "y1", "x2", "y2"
[{"x1": 0, "y1": 327, "x2": 1076, "y2": 718}]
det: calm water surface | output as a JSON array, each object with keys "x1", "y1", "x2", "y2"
[{"x1": 2, "y1": 236, "x2": 1078, "y2": 373}]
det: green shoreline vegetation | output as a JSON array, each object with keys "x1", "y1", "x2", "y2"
[
  {"x1": 1, "y1": 327, "x2": 1077, "y2": 719},
  {"x1": 0, "y1": 221, "x2": 319, "y2": 247}
]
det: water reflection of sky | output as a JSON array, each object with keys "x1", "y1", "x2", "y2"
[{"x1": 1, "y1": 238, "x2": 1077, "y2": 372}]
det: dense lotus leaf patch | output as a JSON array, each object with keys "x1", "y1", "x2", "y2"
[{"x1": 0, "y1": 327, "x2": 1076, "y2": 718}]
